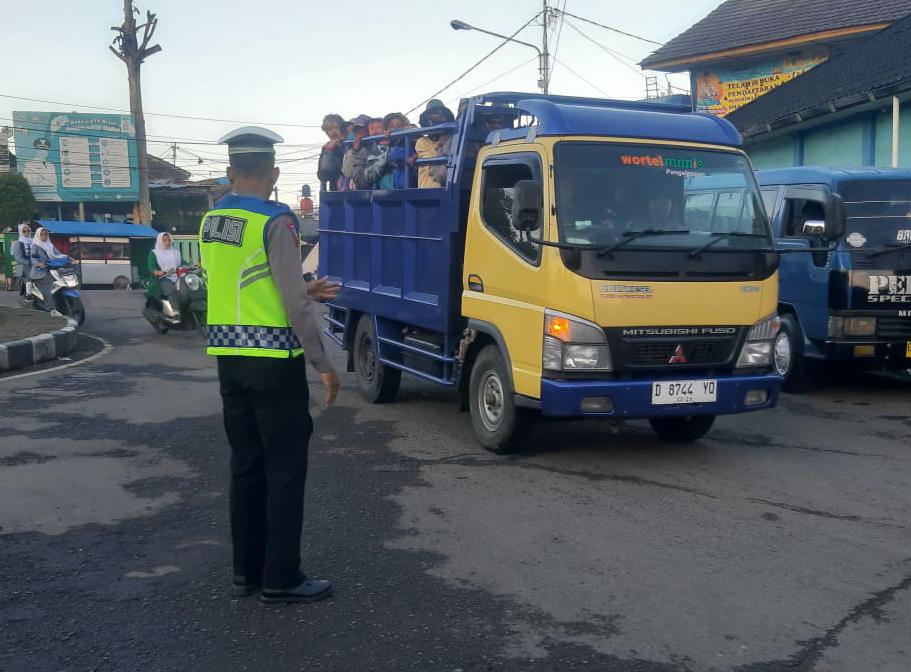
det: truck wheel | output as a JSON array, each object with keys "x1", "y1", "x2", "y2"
[
  {"x1": 354, "y1": 315, "x2": 401, "y2": 403},
  {"x1": 777, "y1": 314, "x2": 810, "y2": 392},
  {"x1": 468, "y1": 345, "x2": 530, "y2": 454},
  {"x1": 649, "y1": 415, "x2": 715, "y2": 443}
]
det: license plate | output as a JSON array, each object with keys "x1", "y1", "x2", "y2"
[
  {"x1": 652, "y1": 379, "x2": 717, "y2": 405},
  {"x1": 906, "y1": 342, "x2": 911, "y2": 358}
]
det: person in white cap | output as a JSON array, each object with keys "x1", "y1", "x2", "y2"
[{"x1": 199, "y1": 126, "x2": 340, "y2": 604}]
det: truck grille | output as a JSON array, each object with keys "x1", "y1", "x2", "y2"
[
  {"x1": 626, "y1": 340, "x2": 736, "y2": 366},
  {"x1": 877, "y1": 318, "x2": 911, "y2": 339},
  {"x1": 607, "y1": 327, "x2": 742, "y2": 371}
]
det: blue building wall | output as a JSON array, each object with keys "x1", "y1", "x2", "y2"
[{"x1": 747, "y1": 102, "x2": 910, "y2": 169}]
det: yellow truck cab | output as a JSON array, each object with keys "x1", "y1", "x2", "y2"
[{"x1": 321, "y1": 92, "x2": 781, "y2": 452}]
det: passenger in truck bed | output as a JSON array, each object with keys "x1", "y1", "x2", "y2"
[
  {"x1": 340, "y1": 114, "x2": 371, "y2": 191},
  {"x1": 383, "y1": 112, "x2": 412, "y2": 189},
  {"x1": 415, "y1": 100, "x2": 454, "y2": 189}
]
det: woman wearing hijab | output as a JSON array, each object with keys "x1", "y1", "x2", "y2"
[
  {"x1": 12, "y1": 223, "x2": 34, "y2": 297},
  {"x1": 148, "y1": 232, "x2": 185, "y2": 301},
  {"x1": 30, "y1": 227, "x2": 69, "y2": 312}
]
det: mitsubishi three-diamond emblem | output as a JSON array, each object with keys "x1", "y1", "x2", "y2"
[{"x1": 668, "y1": 345, "x2": 687, "y2": 364}]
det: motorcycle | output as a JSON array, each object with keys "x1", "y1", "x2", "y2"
[
  {"x1": 142, "y1": 266, "x2": 207, "y2": 335},
  {"x1": 21, "y1": 257, "x2": 86, "y2": 326}
]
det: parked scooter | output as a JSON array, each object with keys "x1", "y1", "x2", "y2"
[
  {"x1": 21, "y1": 257, "x2": 86, "y2": 326},
  {"x1": 142, "y1": 266, "x2": 207, "y2": 334}
]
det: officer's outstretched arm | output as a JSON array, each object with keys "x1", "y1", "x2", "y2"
[{"x1": 267, "y1": 215, "x2": 340, "y2": 405}]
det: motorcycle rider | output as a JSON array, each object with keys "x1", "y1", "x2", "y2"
[
  {"x1": 148, "y1": 232, "x2": 185, "y2": 304},
  {"x1": 30, "y1": 227, "x2": 69, "y2": 314}
]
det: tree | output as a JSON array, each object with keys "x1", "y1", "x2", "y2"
[{"x1": 0, "y1": 173, "x2": 38, "y2": 231}]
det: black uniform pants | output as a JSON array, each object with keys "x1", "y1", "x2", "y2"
[{"x1": 217, "y1": 355, "x2": 313, "y2": 590}]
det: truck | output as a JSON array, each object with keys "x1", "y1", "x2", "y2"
[
  {"x1": 756, "y1": 167, "x2": 911, "y2": 390},
  {"x1": 319, "y1": 92, "x2": 782, "y2": 452}
]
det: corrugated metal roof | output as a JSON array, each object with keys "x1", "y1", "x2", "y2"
[
  {"x1": 641, "y1": 0, "x2": 911, "y2": 69},
  {"x1": 728, "y1": 15, "x2": 911, "y2": 136},
  {"x1": 41, "y1": 221, "x2": 159, "y2": 238}
]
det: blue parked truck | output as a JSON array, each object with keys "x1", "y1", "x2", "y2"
[
  {"x1": 755, "y1": 167, "x2": 911, "y2": 389},
  {"x1": 320, "y1": 92, "x2": 783, "y2": 451}
]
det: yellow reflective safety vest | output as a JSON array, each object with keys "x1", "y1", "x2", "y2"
[{"x1": 199, "y1": 194, "x2": 304, "y2": 358}]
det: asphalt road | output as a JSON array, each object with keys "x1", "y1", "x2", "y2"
[{"x1": 0, "y1": 290, "x2": 909, "y2": 672}]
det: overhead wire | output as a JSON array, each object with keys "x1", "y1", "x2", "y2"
[
  {"x1": 405, "y1": 11, "x2": 543, "y2": 116},
  {"x1": 552, "y1": 57, "x2": 611, "y2": 97},
  {"x1": 0, "y1": 93, "x2": 323, "y2": 128},
  {"x1": 446, "y1": 56, "x2": 539, "y2": 107},
  {"x1": 563, "y1": 20, "x2": 649, "y2": 80},
  {"x1": 547, "y1": 0, "x2": 568, "y2": 86},
  {"x1": 0, "y1": 116, "x2": 320, "y2": 147},
  {"x1": 552, "y1": 9, "x2": 663, "y2": 46}
]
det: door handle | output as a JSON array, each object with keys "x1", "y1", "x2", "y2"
[{"x1": 467, "y1": 274, "x2": 484, "y2": 292}]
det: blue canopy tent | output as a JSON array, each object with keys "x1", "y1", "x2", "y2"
[{"x1": 39, "y1": 221, "x2": 159, "y2": 289}]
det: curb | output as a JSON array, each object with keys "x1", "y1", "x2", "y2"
[{"x1": 0, "y1": 318, "x2": 80, "y2": 373}]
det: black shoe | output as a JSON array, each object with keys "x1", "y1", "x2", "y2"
[
  {"x1": 231, "y1": 575, "x2": 261, "y2": 597},
  {"x1": 260, "y1": 579, "x2": 333, "y2": 605}
]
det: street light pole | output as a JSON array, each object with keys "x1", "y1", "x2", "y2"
[
  {"x1": 450, "y1": 18, "x2": 547, "y2": 94},
  {"x1": 541, "y1": 0, "x2": 550, "y2": 94}
]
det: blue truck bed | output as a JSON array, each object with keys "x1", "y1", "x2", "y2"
[{"x1": 319, "y1": 186, "x2": 465, "y2": 337}]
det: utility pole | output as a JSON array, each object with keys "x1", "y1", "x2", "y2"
[
  {"x1": 110, "y1": 1, "x2": 162, "y2": 225},
  {"x1": 170, "y1": 142, "x2": 177, "y2": 166},
  {"x1": 540, "y1": 1, "x2": 550, "y2": 94}
]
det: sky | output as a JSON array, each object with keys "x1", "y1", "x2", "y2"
[{"x1": 2, "y1": 0, "x2": 724, "y2": 205}]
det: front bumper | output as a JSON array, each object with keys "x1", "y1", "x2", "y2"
[
  {"x1": 815, "y1": 340, "x2": 911, "y2": 370},
  {"x1": 537, "y1": 373, "x2": 779, "y2": 418}
]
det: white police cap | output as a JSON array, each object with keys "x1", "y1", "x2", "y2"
[{"x1": 218, "y1": 126, "x2": 284, "y2": 155}]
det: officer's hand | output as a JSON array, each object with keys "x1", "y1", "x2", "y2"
[
  {"x1": 307, "y1": 277, "x2": 341, "y2": 302},
  {"x1": 321, "y1": 371, "x2": 341, "y2": 407}
]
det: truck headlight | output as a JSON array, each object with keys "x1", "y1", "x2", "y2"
[
  {"x1": 828, "y1": 316, "x2": 875, "y2": 338},
  {"x1": 737, "y1": 314, "x2": 780, "y2": 368},
  {"x1": 543, "y1": 311, "x2": 612, "y2": 372}
]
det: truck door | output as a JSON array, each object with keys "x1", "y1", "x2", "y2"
[
  {"x1": 462, "y1": 150, "x2": 548, "y2": 398},
  {"x1": 775, "y1": 186, "x2": 833, "y2": 342}
]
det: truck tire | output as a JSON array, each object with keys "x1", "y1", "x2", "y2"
[
  {"x1": 649, "y1": 415, "x2": 715, "y2": 443},
  {"x1": 776, "y1": 314, "x2": 810, "y2": 393},
  {"x1": 354, "y1": 315, "x2": 401, "y2": 403},
  {"x1": 468, "y1": 345, "x2": 530, "y2": 454}
]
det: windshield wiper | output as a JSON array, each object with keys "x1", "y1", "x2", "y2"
[
  {"x1": 688, "y1": 231, "x2": 766, "y2": 258},
  {"x1": 597, "y1": 229, "x2": 690, "y2": 258},
  {"x1": 867, "y1": 242, "x2": 911, "y2": 258}
]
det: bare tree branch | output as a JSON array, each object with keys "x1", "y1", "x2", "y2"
[{"x1": 109, "y1": 45, "x2": 128, "y2": 63}]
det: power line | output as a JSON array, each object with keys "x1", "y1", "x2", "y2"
[
  {"x1": 563, "y1": 20, "x2": 648, "y2": 80},
  {"x1": 0, "y1": 117, "x2": 321, "y2": 148},
  {"x1": 0, "y1": 93, "x2": 323, "y2": 128},
  {"x1": 553, "y1": 9, "x2": 663, "y2": 46},
  {"x1": 548, "y1": 0, "x2": 568, "y2": 84},
  {"x1": 447, "y1": 56, "x2": 539, "y2": 107},
  {"x1": 552, "y1": 57, "x2": 611, "y2": 97},
  {"x1": 405, "y1": 11, "x2": 543, "y2": 116}
]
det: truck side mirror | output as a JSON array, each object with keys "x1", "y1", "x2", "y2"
[
  {"x1": 826, "y1": 193, "x2": 846, "y2": 239},
  {"x1": 511, "y1": 180, "x2": 543, "y2": 232},
  {"x1": 802, "y1": 220, "x2": 826, "y2": 237}
]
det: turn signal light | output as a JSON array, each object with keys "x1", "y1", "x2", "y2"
[{"x1": 546, "y1": 315, "x2": 571, "y2": 341}]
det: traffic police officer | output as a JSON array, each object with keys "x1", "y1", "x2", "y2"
[{"x1": 200, "y1": 126, "x2": 340, "y2": 604}]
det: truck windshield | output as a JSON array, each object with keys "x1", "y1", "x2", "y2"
[
  {"x1": 839, "y1": 180, "x2": 911, "y2": 248},
  {"x1": 554, "y1": 142, "x2": 772, "y2": 250}
]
